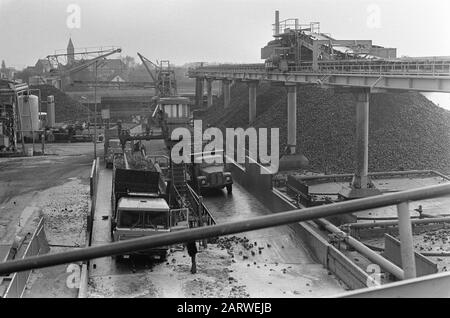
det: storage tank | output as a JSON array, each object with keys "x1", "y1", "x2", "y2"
[{"x1": 18, "y1": 94, "x2": 39, "y2": 139}]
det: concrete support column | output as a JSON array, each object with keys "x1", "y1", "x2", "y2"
[
  {"x1": 47, "y1": 95, "x2": 55, "y2": 128},
  {"x1": 195, "y1": 78, "x2": 204, "y2": 108},
  {"x1": 352, "y1": 88, "x2": 370, "y2": 189},
  {"x1": 312, "y1": 42, "x2": 320, "y2": 72},
  {"x1": 397, "y1": 201, "x2": 417, "y2": 279},
  {"x1": 206, "y1": 79, "x2": 213, "y2": 108},
  {"x1": 286, "y1": 84, "x2": 297, "y2": 154},
  {"x1": 222, "y1": 79, "x2": 231, "y2": 108},
  {"x1": 248, "y1": 81, "x2": 258, "y2": 123}
]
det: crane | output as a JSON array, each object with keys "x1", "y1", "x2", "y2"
[
  {"x1": 46, "y1": 48, "x2": 122, "y2": 89},
  {"x1": 137, "y1": 52, "x2": 177, "y2": 97}
]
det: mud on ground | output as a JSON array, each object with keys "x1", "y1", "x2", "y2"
[{"x1": 23, "y1": 178, "x2": 90, "y2": 298}]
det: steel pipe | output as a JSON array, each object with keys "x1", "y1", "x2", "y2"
[
  {"x1": 1, "y1": 183, "x2": 450, "y2": 275},
  {"x1": 397, "y1": 202, "x2": 417, "y2": 279},
  {"x1": 348, "y1": 216, "x2": 450, "y2": 229},
  {"x1": 316, "y1": 218, "x2": 404, "y2": 280},
  {"x1": 294, "y1": 170, "x2": 449, "y2": 181}
]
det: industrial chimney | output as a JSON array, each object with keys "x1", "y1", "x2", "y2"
[{"x1": 274, "y1": 10, "x2": 280, "y2": 35}]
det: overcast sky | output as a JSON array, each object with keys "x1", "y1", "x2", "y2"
[{"x1": 1, "y1": 0, "x2": 450, "y2": 69}]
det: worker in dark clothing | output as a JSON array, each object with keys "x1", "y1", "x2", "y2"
[{"x1": 186, "y1": 241, "x2": 198, "y2": 274}]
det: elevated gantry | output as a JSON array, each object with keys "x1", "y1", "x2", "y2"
[{"x1": 190, "y1": 10, "x2": 450, "y2": 198}]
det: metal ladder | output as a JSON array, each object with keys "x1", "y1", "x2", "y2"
[{"x1": 171, "y1": 162, "x2": 187, "y2": 200}]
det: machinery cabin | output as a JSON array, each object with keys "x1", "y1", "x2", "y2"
[{"x1": 153, "y1": 96, "x2": 192, "y2": 148}]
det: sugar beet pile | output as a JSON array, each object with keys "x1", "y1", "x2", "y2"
[{"x1": 201, "y1": 82, "x2": 450, "y2": 174}]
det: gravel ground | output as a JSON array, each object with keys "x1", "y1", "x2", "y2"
[
  {"x1": 88, "y1": 236, "x2": 343, "y2": 298},
  {"x1": 413, "y1": 229, "x2": 450, "y2": 272},
  {"x1": 37, "y1": 179, "x2": 89, "y2": 247},
  {"x1": 363, "y1": 228, "x2": 450, "y2": 274},
  {"x1": 22, "y1": 178, "x2": 90, "y2": 297}
]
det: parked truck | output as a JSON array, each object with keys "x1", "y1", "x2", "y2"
[
  {"x1": 189, "y1": 152, "x2": 233, "y2": 194},
  {"x1": 111, "y1": 152, "x2": 189, "y2": 260}
]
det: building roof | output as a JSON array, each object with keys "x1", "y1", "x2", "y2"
[
  {"x1": 118, "y1": 197, "x2": 169, "y2": 211},
  {"x1": 35, "y1": 59, "x2": 51, "y2": 68},
  {"x1": 98, "y1": 59, "x2": 126, "y2": 70},
  {"x1": 108, "y1": 73, "x2": 126, "y2": 82}
]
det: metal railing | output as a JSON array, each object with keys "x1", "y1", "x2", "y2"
[
  {"x1": 1, "y1": 182, "x2": 450, "y2": 279},
  {"x1": 3, "y1": 217, "x2": 49, "y2": 298},
  {"x1": 186, "y1": 184, "x2": 216, "y2": 226},
  {"x1": 189, "y1": 57, "x2": 450, "y2": 77},
  {"x1": 88, "y1": 158, "x2": 99, "y2": 245}
]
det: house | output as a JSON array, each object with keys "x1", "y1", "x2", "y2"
[
  {"x1": 0, "y1": 68, "x2": 16, "y2": 80},
  {"x1": 94, "y1": 59, "x2": 126, "y2": 81},
  {"x1": 34, "y1": 59, "x2": 52, "y2": 74},
  {"x1": 110, "y1": 74, "x2": 125, "y2": 82},
  {"x1": 0, "y1": 61, "x2": 16, "y2": 80}
]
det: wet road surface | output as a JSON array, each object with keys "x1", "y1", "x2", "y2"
[{"x1": 202, "y1": 184, "x2": 317, "y2": 264}]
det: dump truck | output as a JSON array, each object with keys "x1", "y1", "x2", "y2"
[{"x1": 111, "y1": 151, "x2": 189, "y2": 260}]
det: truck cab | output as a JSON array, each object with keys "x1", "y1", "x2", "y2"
[
  {"x1": 190, "y1": 153, "x2": 233, "y2": 194},
  {"x1": 113, "y1": 196, "x2": 170, "y2": 259},
  {"x1": 111, "y1": 168, "x2": 189, "y2": 260}
]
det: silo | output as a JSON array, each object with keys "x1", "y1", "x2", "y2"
[{"x1": 18, "y1": 94, "x2": 40, "y2": 139}]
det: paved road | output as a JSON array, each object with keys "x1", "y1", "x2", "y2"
[
  {"x1": 0, "y1": 143, "x2": 96, "y2": 244},
  {"x1": 87, "y1": 140, "x2": 343, "y2": 297}
]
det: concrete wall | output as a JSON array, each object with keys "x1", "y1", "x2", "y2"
[{"x1": 227, "y1": 158, "x2": 372, "y2": 290}]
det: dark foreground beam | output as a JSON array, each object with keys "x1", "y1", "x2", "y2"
[{"x1": 1, "y1": 183, "x2": 450, "y2": 275}]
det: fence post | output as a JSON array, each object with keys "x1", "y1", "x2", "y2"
[
  {"x1": 397, "y1": 201, "x2": 417, "y2": 279},
  {"x1": 198, "y1": 196, "x2": 207, "y2": 248}
]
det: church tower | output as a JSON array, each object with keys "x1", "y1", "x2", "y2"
[{"x1": 67, "y1": 38, "x2": 75, "y2": 65}]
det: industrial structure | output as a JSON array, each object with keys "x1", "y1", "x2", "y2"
[
  {"x1": 188, "y1": 10, "x2": 450, "y2": 200},
  {"x1": 3, "y1": 10, "x2": 450, "y2": 299},
  {"x1": 0, "y1": 79, "x2": 56, "y2": 156}
]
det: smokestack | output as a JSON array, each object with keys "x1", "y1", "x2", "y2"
[{"x1": 275, "y1": 10, "x2": 280, "y2": 35}]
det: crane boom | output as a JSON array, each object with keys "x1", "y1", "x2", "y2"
[
  {"x1": 137, "y1": 52, "x2": 157, "y2": 82},
  {"x1": 53, "y1": 48, "x2": 122, "y2": 77},
  {"x1": 137, "y1": 52, "x2": 177, "y2": 97}
]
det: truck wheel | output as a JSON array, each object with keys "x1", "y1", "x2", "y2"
[{"x1": 226, "y1": 184, "x2": 233, "y2": 194}]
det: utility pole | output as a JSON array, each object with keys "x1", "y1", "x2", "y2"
[{"x1": 94, "y1": 61, "x2": 98, "y2": 159}]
